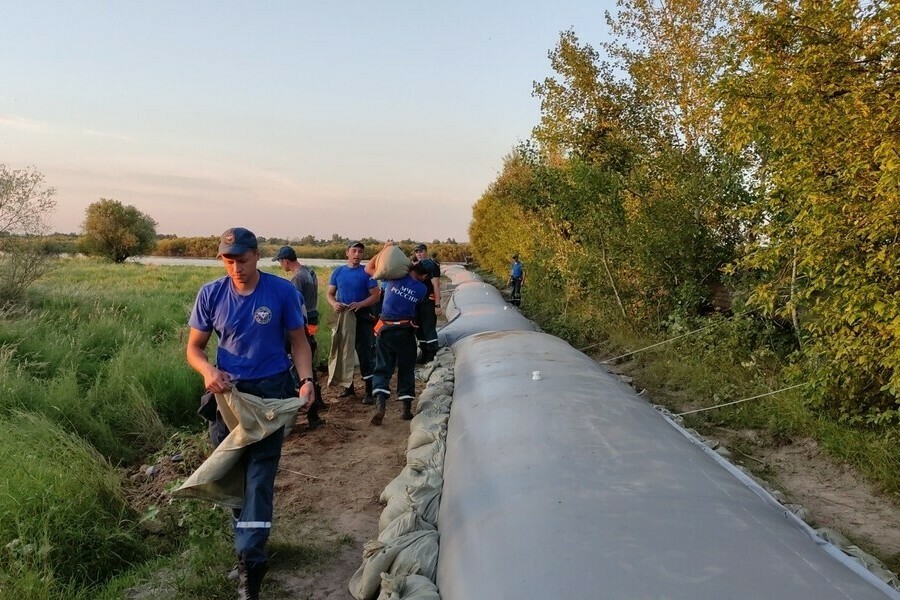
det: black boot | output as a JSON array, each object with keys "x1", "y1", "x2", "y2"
[
  {"x1": 307, "y1": 404, "x2": 326, "y2": 431},
  {"x1": 313, "y1": 382, "x2": 328, "y2": 413},
  {"x1": 401, "y1": 400, "x2": 414, "y2": 420},
  {"x1": 362, "y1": 378, "x2": 375, "y2": 405},
  {"x1": 237, "y1": 561, "x2": 268, "y2": 600},
  {"x1": 338, "y1": 383, "x2": 355, "y2": 398},
  {"x1": 370, "y1": 394, "x2": 387, "y2": 426}
]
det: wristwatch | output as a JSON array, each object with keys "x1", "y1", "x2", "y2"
[{"x1": 299, "y1": 377, "x2": 314, "y2": 386}]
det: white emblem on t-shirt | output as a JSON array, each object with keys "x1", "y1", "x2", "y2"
[{"x1": 254, "y1": 307, "x2": 272, "y2": 324}]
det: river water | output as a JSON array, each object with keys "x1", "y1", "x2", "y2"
[{"x1": 126, "y1": 256, "x2": 348, "y2": 268}]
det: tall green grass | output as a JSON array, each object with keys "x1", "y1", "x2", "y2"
[
  {"x1": 0, "y1": 260, "x2": 225, "y2": 596},
  {"x1": 0, "y1": 261, "x2": 216, "y2": 462},
  {"x1": 0, "y1": 412, "x2": 149, "y2": 598},
  {"x1": 0, "y1": 258, "x2": 338, "y2": 597}
]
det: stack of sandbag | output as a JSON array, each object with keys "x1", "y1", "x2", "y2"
[{"x1": 349, "y1": 347, "x2": 456, "y2": 600}]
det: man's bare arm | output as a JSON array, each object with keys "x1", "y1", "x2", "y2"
[{"x1": 186, "y1": 328, "x2": 232, "y2": 393}]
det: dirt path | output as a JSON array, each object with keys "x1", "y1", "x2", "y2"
[{"x1": 264, "y1": 372, "x2": 422, "y2": 599}]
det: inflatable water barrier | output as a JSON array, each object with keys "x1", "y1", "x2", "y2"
[
  {"x1": 435, "y1": 265, "x2": 898, "y2": 600},
  {"x1": 353, "y1": 265, "x2": 899, "y2": 600}
]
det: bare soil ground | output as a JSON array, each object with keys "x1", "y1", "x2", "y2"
[{"x1": 263, "y1": 371, "x2": 423, "y2": 599}]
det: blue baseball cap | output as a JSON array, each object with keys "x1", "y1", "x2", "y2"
[{"x1": 218, "y1": 227, "x2": 258, "y2": 256}]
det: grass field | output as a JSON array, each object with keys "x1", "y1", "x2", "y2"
[{"x1": 0, "y1": 257, "x2": 335, "y2": 599}]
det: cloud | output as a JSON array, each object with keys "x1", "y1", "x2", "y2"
[{"x1": 0, "y1": 115, "x2": 51, "y2": 133}]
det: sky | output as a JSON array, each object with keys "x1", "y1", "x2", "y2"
[{"x1": 2, "y1": 1, "x2": 614, "y2": 242}]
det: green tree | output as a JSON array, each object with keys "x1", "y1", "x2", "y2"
[
  {"x1": 604, "y1": 0, "x2": 748, "y2": 152},
  {"x1": 722, "y1": 0, "x2": 900, "y2": 419},
  {"x1": 0, "y1": 164, "x2": 58, "y2": 303},
  {"x1": 80, "y1": 199, "x2": 157, "y2": 263},
  {"x1": 529, "y1": 26, "x2": 749, "y2": 321}
]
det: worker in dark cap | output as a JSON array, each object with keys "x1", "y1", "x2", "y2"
[
  {"x1": 411, "y1": 243, "x2": 441, "y2": 364},
  {"x1": 273, "y1": 245, "x2": 326, "y2": 429},
  {"x1": 186, "y1": 227, "x2": 314, "y2": 599}
]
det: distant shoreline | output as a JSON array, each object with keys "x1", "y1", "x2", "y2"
[{"x1": 125, "y1": 256, "x2": 349, "y2": 268}]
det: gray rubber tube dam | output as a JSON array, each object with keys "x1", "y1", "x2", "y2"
[{"x1": 434, "y1": 265, "x2": 899, "y2": 600}]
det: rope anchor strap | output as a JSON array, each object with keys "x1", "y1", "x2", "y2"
[{"x1": 674, "y1": 383, "x2": 809, "y2": 417}]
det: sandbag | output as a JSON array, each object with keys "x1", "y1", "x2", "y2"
[
  {"x1": 380, "y1": 486, "x2": 441, "y2": 532},
  {"x1": 379, "y1": 508, "x2": 436, "y2": 541},
  {"x1": 407, "y1": 420, "x2": 446, "y2": 452},
  {"x1": 377, "y1": 573, "x2": 441, "y2": 600},
  {"x1": 414, "y1": 395, "x2": 451, "y2": 415},
  {"x1": 348, "y1": 530, "x2": 440, "y2": 600},
  {"x1": 380, "y1": 467, "x2": 444, "y2": 505},
  {"x1": 370, "y1": 245, "x2": 412, "y2": 280},
  {"x1": 406, "y1": 437, "x2": 446, "y2": 470}
]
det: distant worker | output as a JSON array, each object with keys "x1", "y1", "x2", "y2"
[
  {"x1": 509, "y1": 253, "x2": 525, "y2": 306},
  {"x1": 326, "y1": 241, "x2": 380, "y2": 403},
  {"x1": 411, "y1": 243, "x2": 441, "y2": 364},
  {"x1": 186, "y1": 227, "x2": 314, "y2": 600},
  {"x1": 273, "y1": 245, "x2": 326, "y2": 429}
]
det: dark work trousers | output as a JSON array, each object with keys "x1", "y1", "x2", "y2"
[
  {"x1": 209, "y1": 370, "x2": 293, "y2": 570},
  {"x1": 285, "y1": 333, "x2": 322, "y2": 423},
  {"x1": 372, "y1": 326, "x2": 418, "y2": 401},
  {"x1": 510, "y1": 276, "x2": 523, "y2": 305},
  {"x1": 416, "y1": 300, "x2": 438, "y2": 361},
  {"x1": 510, "y1": 276, "x2": 523, "y2": 298},
  {"x1": 354, "y1": 308, "x2": 376, "y2": 383}
]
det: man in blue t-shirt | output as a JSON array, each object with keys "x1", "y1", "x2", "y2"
[
  {"x1": 186, "y1": 227, "x2": 314, "y2": 599},
  {"x1": 509, "y1": 254, "x2": 525, "y2": 306},
  {"x1": 326, "y1": 240, "x2": 380, "y2": 402},
  {"x1": 365, "y1": 260, "x2": 429, "y2": 424}
]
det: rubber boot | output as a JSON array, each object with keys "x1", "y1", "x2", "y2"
[
  {"x1": 338, "y1": 383, "x2": 355, "y2": 398},
  {"x1": 370, "y1": 394, "x2": 387, "y2": 426},
  {"x1": 401, "y1": 400, "x2": 414, "y2": 420},
  {"x1": 308, "y1": 382, "x2": 326, "y2": 429},
  {"x1": 237, "y1": 561, "x2": 268, "y2": 600},
  {"x1": 362, "y1": 378, "x2": 375, "y2": 405},
  {"x1": 313, "y1": 381, "x2": 328, "y2": 413}
]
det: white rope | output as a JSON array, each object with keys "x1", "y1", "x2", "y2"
[
  {"x1": 589, "y1": 321, "x2": 720, "y2": 361},
  {"x1": 674, "y1": 382, "x2": 809, "y2": 416}
]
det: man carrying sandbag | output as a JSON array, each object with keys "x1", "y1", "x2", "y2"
[{"x1": 365, "y1": 243, "x2": 429, "y2": 424}]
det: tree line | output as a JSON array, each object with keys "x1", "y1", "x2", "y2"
[
  {"x1": 0, "y1": 170, "x2": 471, "y2": 303},
  {"x1": 469, "y1": 0, "x2": 899, "y2": 422}
]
